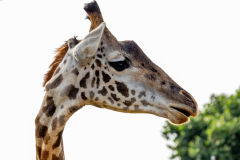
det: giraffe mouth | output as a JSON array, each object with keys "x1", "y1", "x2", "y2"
[{"x1": 171, "y1": 107, "x2": 191, "y2": 117}]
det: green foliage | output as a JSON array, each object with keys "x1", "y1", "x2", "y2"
[{"x1": 162, "y1": 88, "x2": 240, "y2": 160}]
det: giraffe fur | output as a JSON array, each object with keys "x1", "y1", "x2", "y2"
[{"x1": 35, "y1": 1, "x2": 198, "y2": 160}]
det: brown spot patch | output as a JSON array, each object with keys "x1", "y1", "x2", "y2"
[
  {"x1": 91, "y1": 77, "x2": 96, "y2": 88},
  {"x1": 52, "y1": 153, "x2": 63, "y2": 160},
  {"x1": 52, "y1": 130, "x2": 63, "y2": 150},
  {"x1": 151, "y1": 96, "x2": 155, "y2": 101},
  {"x1": 35, "y1": 116, "x2": 40, "y2": 124},
  {"x1": 108, "y1": 97, "x2": 114, "y2": 104},
  {"x1": 36, "y1": 122, "x2": 48, "y2": 138},
  {"x1": 138, "y1": 91, "x2": 146, "y2": 98},
  {"x1": 80, "y1": 72, "x2": 90, "y2": 88},
  {"x1": 134, "y1": 105, "x2": 139, "y2": 110},
  {"x1": 54, "y1": 67, "x2": 61, "y2": 75},
  {"x1": 52, "y1": 154, "x2": 61, "y2": 160},
  {"x1": 141, "y1": 100, "x2": 151, "y2": 106},
  {"x1": 131, "y1": 90, "x2": 135, "y2": 95},
  {"x1": 42, "y1": 97, "x2": 56, "y2": 117},
  {"x1": 69, "y1": 106, "x2": 82, "y2": 114},
  {"x1": 36, "y1": 145, "x2": 42, "y2": 159},
  {"x1": 72, "y1": 68, "x2": 79, "y2": 76},
  {"x1": 51, "y1": 117, "x2": 58, "y2": 131},
  {"x1": 102, "y1": 71, "x2": 111, "y2": 83},
  {"x1": 161, "y1": 81, "x2": 166, "y2": 85},
  {"x1": 144, "y1": 74, "x2": 157, "y2": 81},
  {"x1": 46, "y1": 74, "x2": 63, "y2": 91},
  {"x1": 96, "y1": 78, "x2": 100, "y2": 88},
  {"x1": 81, "y1": 92, "x2": 88, "y2": 100},
  {"x1": 59, "y1": 115, "x2": 65, "y2": 126},
  {"x1": 95, "y1": 97, "x2": 99, "y2": 101},
  {"x1": 64, "y1": 59, "x2": 67, "y2": 64},
  {"x1": 97, "y1": 54, "x2": 102, "y2": 58},
  {"x1": 89, "y1": 91, "x2": 95, "y2": 99},
  {"x1": 98, "y1": 86, "x2": 108, "y2": 96},
  {"x1": 95, "y1": 59, "x2": 101, "y2": 67},
  {"x1": 60, "y1": 85, "x2": 79, "y2": 100},
  {"x1": 111, "y1": 93, "x2": 120, "y2": 101},
  {"x1": 150, "y1": 67, "x2": 157, "y2": 72},
  {"x1": 115, "y1": 81, "x2": 129, "y2": 97},
  {"x1": 108, "y1": 85, "x2": 114, "y2": 91},
  {"x1": 95, "y1": 70, "x2": 99, "y2": 77},
  {"x1": 91, "y1": 64, "x2": 95, "y2": 70},
  {"x1": 123, "y1": 98, "x2": 136, "y2": 107},
  {"x1": 44, "y1": 132, "x2": 50, "y2": 144},
  {"x1": 68, "y1": 87, "x2": 79, "y2": 100},
  {"x1": 42, "y1": 150, "x2": 49, "y2": 160}
]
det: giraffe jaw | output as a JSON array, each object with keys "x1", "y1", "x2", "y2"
[{"x1": 166, "y1": 103, "x2": 198, "y2": 124}]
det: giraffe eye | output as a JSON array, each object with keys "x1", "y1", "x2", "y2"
[{"x1": 109, "y1": 60, "x2": 130, "y2": 71}]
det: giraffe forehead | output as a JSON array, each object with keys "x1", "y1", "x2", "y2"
[{"x1": 120, "y1": 41, "x2": 158, "y2": 72}]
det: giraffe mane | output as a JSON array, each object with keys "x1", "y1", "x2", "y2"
[{"x1": 42, "y1": 40, "x2": 81, "y2": 87}]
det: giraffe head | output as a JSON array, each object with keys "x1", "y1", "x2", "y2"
[
  {"x1": 43, "y1": 1, "x2": 197, "y2": 125},
  {"x1": 36, "y1": 1, "x2": 198, "y2": 159}
]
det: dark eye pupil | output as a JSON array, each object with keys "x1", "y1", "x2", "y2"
[{"x1": 109, "y1": 61, "x2": 130, "y2": 71}]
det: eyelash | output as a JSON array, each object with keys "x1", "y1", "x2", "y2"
[{"x1": 109, "y1": 60, "x2": 130, "y2": 71}]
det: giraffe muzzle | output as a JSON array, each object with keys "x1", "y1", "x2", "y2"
[
  {"x1": 179, "y1": 90, "x2": 198, "y2": 115},
  {"x1": 169, "y1": 90, "x2": 198, "y2": 119}
]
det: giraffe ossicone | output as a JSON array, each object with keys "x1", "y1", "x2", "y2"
[{"x1": 36, "y1": 1, "x2": 198, "y2": 160}]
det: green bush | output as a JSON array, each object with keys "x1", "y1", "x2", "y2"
[{"x1": 162, "y1": 88, "x2": 240, "y2": 160}]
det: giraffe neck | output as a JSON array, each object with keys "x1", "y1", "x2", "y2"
[{"x1": 35, "y1": 94, "x2": 84, "y2": 160}]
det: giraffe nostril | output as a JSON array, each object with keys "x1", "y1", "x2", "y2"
[
  {"x1": 179, "y1": 90, "x2": 198, "y2": 110},
  {"x1": 180, "y1": 90, "x2": 193, "y2": 101}
]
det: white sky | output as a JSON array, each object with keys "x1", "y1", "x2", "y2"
[{"x1": 0, "y1": 0, "x2": 240, "y2": 160}]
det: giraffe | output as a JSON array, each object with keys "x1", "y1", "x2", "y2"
[{"x1": 35, "y1": 1, "x2": 198, "y2": 160}]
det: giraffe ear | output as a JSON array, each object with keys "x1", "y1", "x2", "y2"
[{"x1": 73, "y1": 22, "x2": 106, "y2": 62}]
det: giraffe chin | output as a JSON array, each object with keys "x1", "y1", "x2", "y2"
[
  {"x1": 168, "y1": 113, "x2": 190, "y2": 125},
  {"x1": 167, "y1": 107, "x2": 191, "y2": 125}
]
